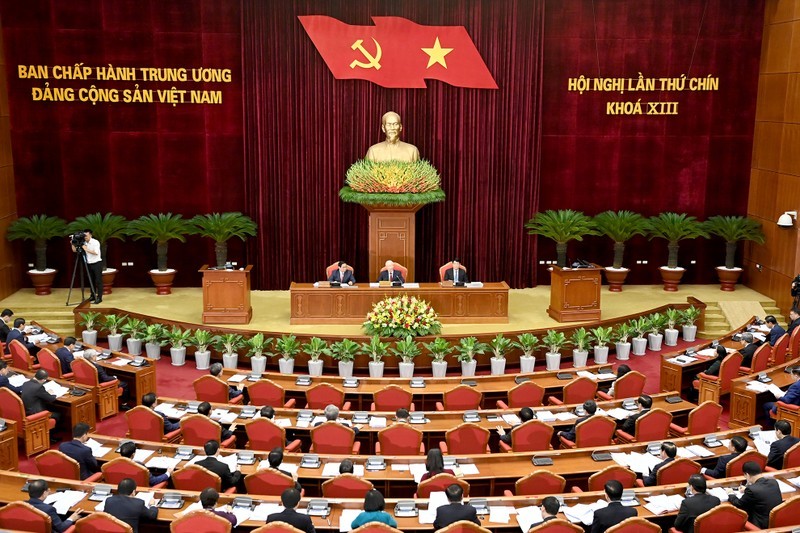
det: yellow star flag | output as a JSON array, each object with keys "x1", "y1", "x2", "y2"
[{"x1": 422, "y1": 37, "x2": 453, "y2": 69}]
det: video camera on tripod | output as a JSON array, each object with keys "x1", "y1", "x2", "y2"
[{"x1": 70, "y1": 231, "x2": 86, "y2": 249}]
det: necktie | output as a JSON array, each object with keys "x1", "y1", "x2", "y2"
[{"x1": 389, "y1": 270, "x2": 393, "y2": 280}]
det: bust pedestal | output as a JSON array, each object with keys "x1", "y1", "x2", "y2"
[{"x1": 364, "y1": 204, "x2": 423, "y2": 282}]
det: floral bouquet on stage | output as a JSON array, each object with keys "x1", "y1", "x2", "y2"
[
  {"x1": 363, "y1": 295, "x2": 442, "y2": 338},
  {"x1": 339, "y1": 159, "x2": 445, "y2": 207}
]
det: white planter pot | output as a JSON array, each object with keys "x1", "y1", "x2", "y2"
[
  {"x1": 648, "y1": 333, "x2": 664, "y2": 352},
  {"x1": 615, "y1": 342, "x2": 631, "y2": 360},
  {"x1": 545, "y1": 351, "x2": 561, "y2": 371},
  {"x1": 520, "y1": 355, "x2": 536, "y2": 373},
  {"x1": 338, "y1": 360, "x2": 354, "y2": 378},
  {"x1": 170, "y1": 347, "x2": 186, "y2": 366},
  {"x1": 398, "y1": 361, "x2": 415, "y2": 379},
  {"x1": 194, "y1": 350, "x2": 211, "y2": 370},
  {"x1": 108, "y1": 334, "x2": 123, "y2": 352},
  {"x1": 682, "y1": 325, "x2": 698, "y2": 342},
  {"x1": 222, "y1": 352, "x2": 238, "y2": 369},
  {"x1": 308, "y1": 359, "x2": 324, "y2": 377},
  {"x1": 145, "y1": 342, "x2": 162, "y2": 360},
  {"x1": 368, "y1": 361, "x2": 384, "y2": 378},
  {"x1": 126, "y1": 338, "x2": 142, "y2": 356},
  {"x1": 490, "y1": 357, "x2": 506, "y2": 375},
  {"x1": 572, "y1": 349, "x2": 589, "y2": 368},
  {"x1": 431, "y1": 360, "x2": 448, "y2": 378},
  {"x1": 460, "y1": 360, "x2": 477, "y2": 377},
  {"x1": 278, "y1": 358, "x2": 294, "y2": 375},
  {"x1": 82, "y1": 330, "x2": 97, "y2": 345},
  {"x1": 593, "y1": 346, "x2": 609, "y2": 364},
  {"x1": 664, "y1": 328, "x2": 679, "y2": 346},
  {"x1": 632, "y1": 337, "x2": 648, "y2": 356},
  {"x1": 251, "y1": 356, "x2": 268, "y2": 374}
]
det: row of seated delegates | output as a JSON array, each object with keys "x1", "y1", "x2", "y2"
[
  {"x1": 5, "y1": 316, "x2": 41, "y2": 358},
  {"x1": 765, "y1": 366, "x2": 800, "y2": 422},
  {"x1": 329, "y1": 259, "x2": 470, "y2": 285}
]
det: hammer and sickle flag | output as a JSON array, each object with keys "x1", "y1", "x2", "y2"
[{"x1": 299, "y1": 16, "x2": 498, "y2": 89}]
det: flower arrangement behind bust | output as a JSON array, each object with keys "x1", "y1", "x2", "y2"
[{"x1": 363, "y1": 295, "x2": 441, "y2": 338}]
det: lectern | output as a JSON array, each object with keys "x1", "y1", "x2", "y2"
[
  {"x1": 199, "y1": 265, "x2": 252, "y2": 324},
  {"x1": 547, "y1": 265, "x2": 602, "y2": 322}
]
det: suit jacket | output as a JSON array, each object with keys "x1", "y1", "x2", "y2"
[
  {"x1": 769, "y1": 324, "x2": 786, "y2": 346},
  {"x1": 91, "y1": 361, "x2": 116, "y2": 384},
  {"x1": 158, "y1": 411, "x2": 181, "y2": 433},
  {"x1": 433, "y1": 502, "x2": 480, "y2": 530},
  {"x1": 673, "y1": 493, "x2": 720, "y2": 533},
  {"x1": 729, "y1": 477, "x2": 782, "y2": 529},
  {"x1": 377, "y1": 269, "x2": 404, "y2": 283},
  {"x1": 27, "y1": 497, "x2": 74, "y2": 533},
  {"x1": 0, "y1": 374, "x2": 22, "y2": 395},
  {"x1": 196, "y1": 456, "x2": 242, "y2": 491},
  {"x1": 788, "y1": 318, "x2": 800, "y2": 336},
  {"x1": 267, "y1": 508, "x2": 316, "y2": 533},
  {"x1": 620, "y1": 408, "x2": 650, "y2": 436},
  {"x1": 443, "y1": 267, "x2": 469, "y2": 284},
  {"x1": 55, "y1": 347, "x2": 74, "y2": 376},
  {"x1": 590, "y1": 502, "x2": 637, "y2": 533},
  {"x1": 704, "y1": 452, "x2": 739, "y2": 479},
  {"x1": 0, "y1": 321, "x2": 10, "y2": 342},
  {"x1": 328, "y1": 269, "x2": 355, "y2": 284},
  {"x1": 779, "y1": 380, "x2": 800, "y2": 407},
  {"x1": 643, "y1": 456, "x2": 674, "y2": 487},
  {"x1": 104, "y1": 494, "x2": 158, "y2": 533},
  {"x1": 740, "y1": 342, "x2": 761, "y2": 368},
  {"x1": 20, "y1": 379, "x2": 57, "y2": 416},
  {"x1": 59, "y1": 440, "x2": 100, "y2": 480},
  {"x1": 5, "y1": 328, "x2": 25, "y2": 353},
  {"x1": 767, "y1": 435, "x2": 800, "y2": 469},
  {"x1": 559, "y1": 415, "x2": 589, "y2": 443}
]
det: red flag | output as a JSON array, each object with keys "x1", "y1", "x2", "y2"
[{"x1": 299, "y1": 15, "x2": 498, "y2": 89}]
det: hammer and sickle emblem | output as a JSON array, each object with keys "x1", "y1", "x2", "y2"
[{"x1": 349, "y1": 38, "x2": 382, "y2": 70}]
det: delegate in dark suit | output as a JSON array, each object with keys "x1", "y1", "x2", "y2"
[
  {"x1": 378, "y1": 270, "x2": 404, "y2": 283},
  {"x1": 433, "y1": 502, "x2": 480, "y2": 530},
  {"x1": 267, "y1": 508, "x2": 316, "y2": 533},
  {"x1": 620, "y1": 409, "x2": 650, "y2": 436},
  {"x1": 789, "y1": 318, "x2": 800, "y2": 336},
  {"x1": 196, "y1": 456, "x2": 243, "y2": 491},
  {"x1": 767, "y1": 435, "x2": 800, "y2": 469},
  {"x1": 27, "y1": 498, "x2": 75, "y2": 533},
  {"x1": 673, "y1": 493, "x2": 720, "y2": 533},
  {"x1": 643, "y1": 457, "x2": 673, "y2": 487},
  {"x1": 590, "y1": 502, "x2": 637, "y2": 533},
  {"x1": 703, "y1": 452, "x2": 739, "y2": 479},
  {"x1": 728, "y1": 477, "x2": 782, "y2": 529},
  {"x1": 559, "y1": 416, "x2": 589, "y2": 443},
  {"x1": 768, "y1": 324, "x2": 786, "y2": 346},
  {"x1": 5, "y1": 328, "x2": 39, "y2": 356},
  {"x1": 443, "y1": 267, "x2": 469, "y2": 284},
  {"x1": 55, "y1": 347, "x2": 74, "y2": 376},
  {"x1": 739, "y1": 341, "x2": 761, "y2": 368},
  {"x1": 20, "y1": 379, "x2": 57, "y2": 416},
  {"x1": 0, "y1": 322, "x2": 10, "y2": 343},
  {"x1": 328, "y1": 269, "x2": 355, "y2": 284},
  {"x1": 766, "y1": 380, "x2": 800, "y2": 416},
  {"x1": 158, "y1": 411, "x2": 181, "y2": 433},
  {"x1": 104, "y1": 494, "x2": 158, "y2": 533},
  {"x1": 0, "y1": 374, "x2": 22, "y2": 395},
  {"x1": 59, "y1": 440, "x2": 100, "y2": 480}
]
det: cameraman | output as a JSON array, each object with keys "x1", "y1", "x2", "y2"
[{"x1": 71, "y1": 230, "x2": 103, "y2": 304}]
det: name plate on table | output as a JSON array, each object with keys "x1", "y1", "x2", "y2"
[
  {"x1": 343, "y1": 377, "x2": 359, "y2": 388},
  {"x1": 158, "y1": 493, "x2": 184, "y2": 509},
  {"x1": 317, "y1": 281, "x2": 331, "y2": 288}
]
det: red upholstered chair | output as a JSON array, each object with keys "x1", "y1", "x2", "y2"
[
  {"x1": 548, "y1": 376, "x2": 597, "y2": 405},
  {"x1": 438, "y1": 262, "x2": 468, "y2": 282},
  {"x1": 694, "y1": 352, "x2": 743, "y2": 403},
  {"x1": 416, "y1": 473, "x2": 470, "y2": 498},
  {"x1": 723, "y1": 450, "x2": 766, "y2": 477},
  {"x1": 310, "y1": 421, "x2": 361, "y2": 454},
  {"x1": 326, "y1": 262, "x2": 355, "y2": 279},
  {"x1": 172, "y1": 464, "x2": 235, "y2": 494},
  {"x1": 439, "y1": 423, "x2": 490, "y2": 454},
  {"x1": 322, "y1": 474, "x2": 374, "y2": 498},
  {"x1": 248, "y1": 379, "x2": 296, "y2": 408},
  {"x1": 637, "y1": 458, "x2": 700, "y2": 487},
  {"x1": 379, "y1": 262, "x2": 408, "y2": 281},
  {"x1": 0, "y1": 341, "x2": 7, "y2": 361},
  {"x1": 790, "y1": 326, "x2": 800, "y2": 357},
  {"x1": 597, "y1": 371, "x2": 646, "y2": 401},
  {"x1": 72, "y1": 357, "x2": 122, "y2": 420},
  {"x1": 670, "y1": 503, "x2": 747, "y2": 533},
  {"x1": 372, "y1": 385, "x2": 415, "y2": 411},
  {"x1": 350, "y1": 524, "x2": 404, "y2": 533},
  {"x1": 772, "y1": 333, "x2": 790, "y2": 365},
  {"x1": 0, "y1": 501, "x2": 64, "y2": 533},
  {"x1": 102, "y1": 456, "x2": 168, "y2": 489},
  {"x1": 528, "y1": 519, "x2": 583, "y2": 533},
  {"x1": 498, "y1": 419, "x2": 553, "y2": 453},
  {"x1": 9, "y1": 339, "x2": 40, "y2": 370},
  {"x1": 253, "y1": 523, "x2": 306, "y2": 533},
  {"x1": 766, "y1": 441, "x2": 800, "y2": 471},
  {"x1": 245, "y1": 418, "x2": 302, "y2": 452},
  {"x1": 180, "y1": 414, "x2": 236, "y2": 448},
  {"x1": 572, "y1": 465, "x2": 637, "y2": 493},
  {"x1": 437, "y1": 521, "x2": 490, "y2": 533},
  {"x1": 559, "y1": 416, "x2": 616, "y2": 449},
  {"x1": 170, "y1": 510, "x2": 232, "y2": 533},
  {"x1": 376, "y1": 424, "x2": 425, "y2": 455},
  {"x1": 436, "y1": 385, "x2": 482, "y2": 411},
  {"x1": 305, "y1": 383, "x2": 351, "y2": 410},
  {"x1": 497, "y1": 381, "x2": 545, "y2": 410},
  {"x1": 193, "y1": 375, "x2": 244, "y2": 405},
  {"x1": 125, "y1": 405, "x2": 182, "y2": 443},
  {"x1": 244, "y1": 469, "x2": 296, "y2": 496},
  {"x1": 744, "y1": 496, "x2": 800, "y2": 530},
  {"x1": 38, "y1": 348, "x2": 74, "y2": 380},
  {"x1": 75, "y1": 512, "x2": 132, "y2": 533},
  {"x1": 34, "y1": 450, "x2": 103, "y2": 482},
  {"x1": 503, "y1": 470, "x2": 566, "y2": 497},
  {"x1": 606, "y1": 517, "x2": 660, "y2": 533},
  {"x1": 0, "y1": 387, "x2": 54, "y2": 456},
  {"x1": 669, "y1": 401, "x2": 722, "y2": 437},
  {"x1": 739, "y1": 343, "x2": 771, "y2": 375},
  {"x1": 615, "y1": 408, "x2": 673, "y2": 444}
]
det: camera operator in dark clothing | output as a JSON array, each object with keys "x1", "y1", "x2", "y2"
[{"x1": 70, "y1": 230, "x2": 103, "y2": 304}]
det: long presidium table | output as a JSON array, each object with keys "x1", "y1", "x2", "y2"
[{"x1": 290, "y1": 282, "x2": 509, "y2": 324}]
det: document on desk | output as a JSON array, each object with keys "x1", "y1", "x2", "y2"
[
  {"x1": 787, "y1": 476, "x2": 800, "y2": 488},
  {"x1": 218, "y1": 412, "x2": 238, "y2": 424},
  {"x1": 272, "y1": 417, "x2": 291, "y2": 427},
  {"x1": 28, "y1": 333, "x2": 50, "y2": 344},
  {"x1": 44, "y1": 381, "x2": 70, "y2": 398},
  {"x1": 83, "y1": 438, "x2": 112, "y2": 458},
  {"x1": 605, "y1": 408, "x2": 632, "y2": 420},
  {"x1": 410, "y1": 462, "x2": 428, "y2": 482},
  {"x1": 644, "y1": 494, "x2": 684, "y2": 515},
  {"x1": 626, "y1": 452, "x2": 662, "y2": 475},
  {"x1": 502, "y1": 413, "x2": 522, "y2": 426},
  {"x1": 611, "y1": 453, "x2": 630, "y2": 467},
  {"x1": 280, "y1": 463, "x2": 299, "y2": 475},
  {"x1": 563, "y1": 499, "x2": 607, "y2": 525},
  {"x1": 44, "y1": 489, "x2": 87, "y2": 515},
  {"x1": 684, "y1": 445, "x2": 715, "y2": 458},
  {"x1": 110, "y1": 358, "x2": 130, "y2": 366},
  {"x1": 459, "y1": 463, "x2": 480, "y2": 475},
  {"x1": 577, "y1": 370, "x2": 600, "y2": 381},
  {"x1": 339, "y1": 509, "x2": 361, "y2": 532},
  {"x1": 251, "y1": 503, "x2": 283, "y2": 521},
  {"x1": 707, "y1": 487, "x2": 729, "y2": 501},
  {"x1": 175, "y1": 501, "x2": 203, "y2": 517},
  {"x1": 227, "y1": 374, "x2": 247, "y2": 383},
  {"x1": 369, "y1": 416, "x2": 387, "y2": 428},
  {"x1": 753, "y1": 332, "x2": 766, "y2": 342},
  {"x1": 746, "y1": 381, "x2": 770, "y2": 393},
  {"x1": 488, "y1": 506, "x2": 515, "y2": 524},
  {"x1": 135, "y1": 491, "x2": 155, "y2": 508},
  {"x1": 767, "y1": 383, "x2": 785, "y2": 398},
  {"x1": 146, "y1": 456, "x2": 182, "y2": 470},
  {"x1": 753, "y1": 430, "x2": 777, "y2": 456},
  {"x1": 777, "y1": 479, "x2": 797, "y2": 493},
  {"x1": 391, "y1": 463, "x2": 410, "y2": 471},
  {"x1": 218, "y1": 454, "x2": 239, "y2": 473},
  {"x1": 132, "y1": 449, "x2": 154, "y2": 463},
  {"x1": 515, "y1": 506, "x2": 543, "y2": 532},
  {"x1": 534, "y1": 411, "x2": 555, "y2": 422},
  {"x1": 553, "y1": 412, "x2": 578, "y2": 421},
  {"x1": 230, "y1": 507, "x2": 253, "y2": 527},
  {"x1": 322, "y1": 462, "x2": 365, "y2": 477},
  {"x1": 9, "y1": 374, "x2": 28, "y2": 387}
]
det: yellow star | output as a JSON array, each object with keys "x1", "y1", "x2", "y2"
[{"x1": 421, "y1": 37, "x2": 453, "y2": 69}]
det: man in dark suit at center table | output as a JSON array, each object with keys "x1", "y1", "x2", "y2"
[
  {"x1": 767, "y1": 420, "x2": 800, "y2": 470},
  {"x1": 20, "y1": 369, "x2": 60, "y2": 439},
  {"x1": 738, "y1": 332, "x2": 762, "y2": 368},
  {"x1": 590, "y1": 480, "x2": 637, "y2": 533},
  {"x1": 443, "y1": 259, "x2": 469, "y2": 284},
  {"x1": 377, "y1": 260, "x2": 404, "y2": 283},
  {"x1": 104, "y1": 478, "x2": 158, "y2": 533},
  {"x1": 59, "y1": 422, "x2": 100, "y2": 480},
  {"x1": 643, "y1": 441, "x2": 677, "y2": 486},
  {"x1": 26, "y1": 479, "x2": 81, "y2": 533},
  {"x1": 557, "y1": 399, "x2": 596, "y2": 443},
  {"x1": 728, "y1": 461, "x2": 782, "y2": 529},
  {"x1": 6, "y1": 317, "x2": 40, "y2": 357},
  {"x1": 702, "y1": 435, "x2": 747, "y2": 478},
  {"x1": 196, "y1": 439, "x2": 244, "y2": 492},
  {"x1": 619, "y1": 394, "x2": 652, "y2": 436},
  {"x1": 673, "y1": 474, "x2": 720, "y2": 533},
  {"x1": 267, "y1": 488, "x2": 316, "y2": 533},
  {"x1": 55, "y1": 336, "x2": 77, "y2": 376},
  {"x1": 433, "y1": 484, "x2": 480, "y2": 530},
  {"x1": 328, "y1": 261, "x2": 355, "y2": 285}
]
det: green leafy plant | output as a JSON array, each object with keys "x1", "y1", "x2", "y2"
[
  {"x1": 189, "y1": 212, "x2": 257, "y2": 268},
  {"x1": 67, "y1": 213, "x2": 128, "y2": 269},
  {"x1": 424, "y1": 337, "x2": 454, "y2": 362},
  {"x1": 341, "y1": 159, "x2": 446, "y2": 207},
  {"x1": 591, "y1": 326, "x2": 614, "y2": 347},
  {"x1": 143, "y1": 324, "x2": 167, "y2": 346},
  {"x1": 126, "y1": 213, "x2": 193, "y2": 271},
  {"x1": 330, "y1": 338, "x2": 361, "y2": 362},
  {"x1": 302, "y1": 337, "x2": 330, "y2": 362},
  {"x1": 681, "y1": 306, "x2": 702, "y2": 326},
  {"x1": 361, "y1": 336, "x2": 391, "y2": 363},
  {"x1": 524, "y1": 209, "x2": 598, "y2": 267},
  {"x1": 102, "y1": 314, "x2": 127, "y2": 336},
  {"x1": 166, "y1": 326, "x2": 192, "y2": 349},
  {"x1": 275, "y1": 334, "x2": 300, "y2": 360},
  {"x1": 78, "y1": 311, "x2": 101, "y2": 331},
  {"x1": 6, "y1": 215, "x2": 68, "y2": 271},
  {"x1": 391, "y1": 335, "x2": 421, "y2": 364},
  {"x1": 489, "y1": 333, "x2": 512, "y2": 360},
  {"x1": 120, "y1": 317, "x2": 146, "y2": 340},
  {"x1": 513, "y1": 333, "x2": 539, "y2": 358},
  {"x1": 454, "y1": 337, "x2": 488, "y2": 363},
  {"x1": 542, "y1": 330, "x2": 569, "y2": 353},
  {"x1": 215, "y1": 333, "x2": 245, "y2": 355},
  {"x1": 593, "y1": 210, "x2": 649, "y2": 269},
  {"x1": 189, "y1": 329, "x2": 218, "y2": 353},
  {"x1": 246, "y1": 332, "x2": 273, "y2": 359},
  {"x1": 646, "y1": 212, "x2": 709, "y2": 269},
  {"x1": 648, "y1": 313, "x2": 668, "y2": 335},
  {"x1": 665, "y1": 308, "x2": 681, "y2": 330},
  {"x1": 631, "y1": 317, "x2": 650, "y2": 339},
  {"x1": 570, "y1": 327, "x2": 594, "y2": 351},
  {"x1": 614, "y1": 323, "x2": 634, "y2": 344},
  {"x1": 703, "y1": 215, "x2": 765, "y2": 269}
]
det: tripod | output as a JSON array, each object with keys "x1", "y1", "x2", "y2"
[{"x1": 66, "y1": 248, "x2": 96, "y2": 306}]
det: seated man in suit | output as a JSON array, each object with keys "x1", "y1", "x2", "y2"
[
  {"x1": 738, "y1": 332, "x2": 762, "y2": 368},
  {"x1": 0, "y1": 360, "x2": 23, "y2": 395},
  {"x1": 141, "y1": 392, "x2": 181, "y2": 433},
  {"x1": 209, "y1": 362, "x2": 246, "y2": 402},
  {"x1": 118, "y1": 441, "x2": 173, "y2": 486},
  {"x1": 104, "y1": 478, "x2": 158, "y2": 533},
  {"x1": 557, "y1": 399, "x2": 597, "y2": 443},
  {"x1": 83, "y1": 349, "x2": 129, "y2": 406},
  {"x1": 643, "y1": 441, "x2": 677, "y2": 486},
  {"x1": 531, "y1": 496, "x2": 560, "y2": 527},
  {"x1": 433, "y1": 483, "x2": 480, "y2": 531},
  {"x1": 728, "y1": 461, "x2": 782, "y2": 529},
  {"x1": 701, "y1": 435, "x2": 747, "y2": 478},
  {"x1": 496, "y1": 407, "x2": 534, "y2": 446},
  {"x1": 443, "y1": 259, "x2": 469, "y2": 284},
  {"x1": 328, "y1": 261, "x2": 355, "y2": 285},
  {"x1": 765, "y1": 315, "x2": 786, "y2": 346},
  {"x1": 395, "y1": 408, "x2": 410, "y2": 423},
  {"x1": 26, "y1": 479, "x2": 81, "y2": 533},
  {"x1": 765, "y1": 367, "x2": 800, "y2": 420},
  {"x1": 620, "y1": 394, "x2": 653, "y2": 436},
  {"x1": 788, "y1": 308, "x2": 800, "y2": 336},
  {"x1": 58, "y1": 422, "x2": 100, "y2": 480},
  {"x1": 21, "y1": 369, "x2": 60, "y2": 440},
  {"x1": 673, "y1": 474, "x2": 720, "y2": 533},
  {"x1": 6, "y1": 317, "x2": 40, "y2": 358},
  {"x1": 0, "y1": 308, "x2": 13, "y2": 343},
  {"x1": 767, "y1": 420, "x2": 800, "y2": 469},
  {"x1": 199, "y1": 488, "x2": 237, "y2": 527},
  {"x1": 197, "y1": 401, "x2": 236, "y2": 441},
  {"x1": 55, "y1": 337, "x2": 77, "y2": 376},
  {"x1": 316, "y1": 404, "x2": 362, "y2": 433},
  {"x1": 377, "y1": 260, "x2": 404, "y2": 283},
  {"x1": 267, "y1": 488, "x2": 316, "y2": 533},
  {"x1": 590, "y1": 480, "x2": 637, "y2": 533},
  {"x1": 265, "y1": 446, "x2": 302, "y2": 490},
  {"x1": 196, "y1": 439, "x2": 244, "y2": 492}
]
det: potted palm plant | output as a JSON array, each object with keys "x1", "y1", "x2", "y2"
[
  {"x1": 216, "y1": 333, "x2": 245, "y2": 369},
  {"x1": 246, "y1": 333, "x2": 273, "y2": 374},
  {"x1": 681, "y1": 306, "x2": 702, "y2": 342},
  {"x1": 614, "y1": 323, "x2": 634, "y2": 361},
  {"x1": 78, "y1": 311, "x2": 101, "y2": 345},
  {"x1": 166, "y1": 326, "x2": 192, "y2": 366},
  {"x1": 190, "y1": 212, "x2": 258, "y2": 268},
  {"x1": 590, "y1": 326, "x2": 613, "y2": 364},
  {"x1": 524, "y1": 209, "x2": 598, "y2": 268},
  {"x1": 302, "y1": 337, "x2": 329, "y2": 377},
  {"x1": 513, "y1": 333, "x2": 539, "y2": 373},
  {"x1": 703, "y1": 215, "x2": 765, "y2": 291},
  {"x1": 391, "y1": 335, "x2": 421, "y2": 378},
  {"x1": 455, "y1": 337, "x2": 487, "y2": 377},
  {"x1": 121, "y1": 317, "x2": 146, "y2": 355},
  {"x1": 570, "y1": 328, "x2": 594, "y2": 368},
  {"x1": 631, "y1": 317, "x2": 650, "y2": 356},
  {"x1": 489, "y1": 333, "x2": 511, "y2": 375},
  {"x1": 542, "y1": 330, "x2": 568, "y2": 371},
  {"x1": 664, "y1": 308, "x2": 681, "y2": 346},
  {"x1": 274, "y1": 334, "x2": 299, "y2": 375},
  {"x1": 67, "y1": 213, "x2": 127, "y2": 294},
  {"x1": 102, "y1": 314, "x2": 126, "y2": 352},
  {"x1": 424, "y1": 337, "x2": 453, "y2": 378},
  {"x1": 647, "y1": 313, "x2": 667, "y2": 351},
  {"x1": 330, "y1": 338, "x2": 361, "y2": 378},
  {"x1": 189, "y1": 329, "x2": 217, "y2": 370},
  {"x1": 593, "y1": 210, "x2": 648, "y2": 291},
  {"x1": 361, "y1": 336, "x2": 390, "y2": 378},
  {"x1": 6, "y1": 215, "x2": 68, "y2": 295},
  {"x1": 126, "y1": 213, "x2": 193, "y2": 294},
  {"x1": 647, "y1": 212, "x2": 709, "y2": 291},
  {"x1": 143, "y1": 323, "x2": 166, "y2": 360}
]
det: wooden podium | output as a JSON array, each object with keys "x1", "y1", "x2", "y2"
[
  {"x1": 547, "y1": 265, "x2": 602, "y2": 322},
  {"x1": 199, "y1": 265, "x2": 253, "y2": 324}
]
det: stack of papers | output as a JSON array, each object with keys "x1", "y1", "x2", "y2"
[
  {"x1": 502, "y1": 413, "x2": 522, "y2": 426},
  {"x1": 44, "y1": 489, "x2": 87, "y2": 515},
  {"x1": 786, "y1": 476, "x2": 800, "y2": 488},
  {"x1": 339, "y1": 509, "x2": 362, "y2": 532},
  {"x1": 418, "y1": 491, "x2": 449, "y2": 524},
  {"x1": 84, "y1": 438, "x2": 112, "y2": 458},
  {"x1": 683, "y1": 445, "x2": 715, "y2": 458},
  {"x1": 707, "y1": 487, "x2": 730, "y2": 501},
  {"x1": 777, "y1": 479, "x2": 797, "y2": 493},
  {"x1": 644, "y1": 494, "x2": 684, "y2": 515},
  {"x1": 145, "y1": 456, "x2": 182, "y2": 470},
  {"x1": 515, "y1": 506, "x2": 543, "y2": 532},
  {"x1": 228, "y1": 374, "x2": 247, "y2": 383},
  {"x1": 272, "y1": 417, "x2": 292, "y2": 427},
  {"x1": 746, "y1": 381, "x2": 770, "y2": 393},
  {"x1": 753, "y1": 430, "x2": 777, "y2": 456},
  {"x1": 553, "y1": 412, "x2": 578, "y2": 421},
  {"x1": 410, "y1": 463, "x2": 428, "y2": 482},
  {"x1": 251, "y1": 503, "x2": 283, "y2": 521},
  {"x1": 44, "y1": 381, "x2": 70, "y2": 398},
  {"x1": 605, "y1": 408, "x2": 633, "y2": 420},
  {"x1": 28, "y1": 333, "x2": 50, "y2": 344},
  {"x1": 153, "y1": 403, "x2": 185, "y2": 419},
  {"x1": 322, "y1": 462, "x2": 365, "y2": 477},
  {"x1": 563, "y1": 499, "x2": 608, "y2": 525},
  {"x1": 230, "y1": 507, "x2": 253, "y2": 527},
  {"x1": 218, "y1": 454, "x2": 239, "y2": 473},
  {"x1": 132, "y1": 449, "x2": 155, "y2": 463},
  {"x1": 8, "y1": 374, "x2": 28, "y2": 387},
  {"x1": 488, "y1": 506, "x2": 516, "y2": 524},
  {"x1": 110, "y1": 358, "x2": 130, "y2": 366},
  {"x1": 611, "y1": 452, "x2": 662, "y2": 475},
  {"x1": 534, "y1": 411, "x2": 556, "y2": 422},
  {"x1": 369, "y1": 417, "x2": 387, "y2": 428},
  {"x1": 459, "y1": 463, "x2": 480, "y2": 475}
]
